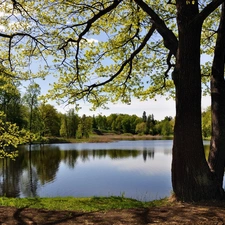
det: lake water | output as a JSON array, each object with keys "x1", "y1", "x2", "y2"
[{"x1": 0, "y1": 140, "x2": 209, "y2": 201}]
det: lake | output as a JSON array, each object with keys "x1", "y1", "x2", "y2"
[{"x1": 0, "y1": 140, "x2": 210, "y2": 201}]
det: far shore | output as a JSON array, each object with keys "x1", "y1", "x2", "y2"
[{"x1": 45, "y1": 134, "x2": 172, "y2": 144}]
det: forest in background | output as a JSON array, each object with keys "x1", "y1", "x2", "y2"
[{"x1": 1, "y1": 76, "x2": 211, "y2": 143}]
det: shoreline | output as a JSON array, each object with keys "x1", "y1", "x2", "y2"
[{"x1": 46, "y1": 134, "x2": 172, "y2": 144}]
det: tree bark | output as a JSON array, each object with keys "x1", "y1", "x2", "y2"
[
  {"x1": 208, "y1": 3, "x2": 225, "y2": 189},
  {"x1": 172, "y1": 1, "x2": 221, "y2": 201}
]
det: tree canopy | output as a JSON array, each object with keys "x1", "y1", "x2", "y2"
[{"x1": 0, "y1": 1, "x2": 221, "y2": 105}]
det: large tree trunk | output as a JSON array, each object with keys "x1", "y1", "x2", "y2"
[
  {"x1": 208, "y1": 3, "x2": 225, "y2": 189},
  {"x1": 172, "y1": 1, "x2": 222, "y2": 201}
]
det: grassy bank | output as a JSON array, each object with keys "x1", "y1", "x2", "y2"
[
  {"x1": 46, "y1": 134, "x2": 168, "y2": 144},
  {"x1": 0, "y1": 196, "x2": 170, "y2": 212}
]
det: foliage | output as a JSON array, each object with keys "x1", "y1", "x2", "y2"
[
  {"x1": 30, "y1": 0, "x2": 177, "y2": 108},
  {"x1": 76, "y1": 114, "x2": 93, "y2": 138},
  {"x1": 0, "y1": 112, "x2": 31, "y2": 159},
  {"x1": 60, "y1": 109, "x2": 79, "y2": 138},
  {"x1": 135, "y1": 122, "x2": 147, "y2": 135},
  {"x1": 202, "y1": 107, "x2": 211, "y2": 138},
  {"x1": 0, "y1": 0, "x2": 217, "y2": 144},
  {"x1": 23, "y1": 82, "x2": 41, "y2": 134},
  {"x1": 39, "y1": 103, "x2": 61, "y2": 137}
]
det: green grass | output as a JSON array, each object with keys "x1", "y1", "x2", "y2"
[{"x1": 0, "y1": 196, "x2": 169, "y2": 212}]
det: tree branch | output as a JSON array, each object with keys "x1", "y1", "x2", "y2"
[
  {"x1": 0, "y1": 32, "x2": 48, "y2": 70},
  {"x1": 11, "y1": 0, "x2": 41, "y2": 25},
  {"x1": 192, "y1": 0, "x2": 224, "y2": 25},
  {"x1": 59, "y1": 0, "x2": 123, "y2": 88},
  {"x1": 134, "y1": 0, "x2": 177, "y2": 90},
  {"x1": 73, "y1": 25, "x2": 156, "y2": 98},
  {"x1": 134, "y1": 0, "x2": 178, "y2": 56}
]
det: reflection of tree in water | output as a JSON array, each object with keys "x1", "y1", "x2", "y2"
[
  {"x1": 80, "y1": 149, "x2": 139, "y2": 160},
  {"x1": 0, "y1": 150, "x2": 27, "y2": 197},
  {"x1": 20, "y1": 165, "x2": 39, "y2": 197},
  {"x1": 79, "y1": 150, "x2": 90, "y2": 162},
  {"x1": 30, "y1": 146, "x2": 61, "y2": 185},
  {"x1": 0, "y1": 145, "x2": 159, "y2": 198},
  {"x1": 107, "y1": 150, "x2": 140, "y2": 159},
  {"x1": 20, "y1": 149, "x2": 39, "y2": 197},
  {"x1": 143, "y1": 150, "x2": 155, "y2": 162},
  {"x1": 92, "y1": 150, "x2": 107, "y2": 159},
  {"x1": 78, "y1": 149, "x2": 151, "y2": 160},
  {"x1": 61, "y1": 150, "x2": 79, "y2": 168}
]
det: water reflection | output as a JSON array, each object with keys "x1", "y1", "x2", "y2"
[{"x1": 0, "y1": 140, "x2": 173, "y2": 200}]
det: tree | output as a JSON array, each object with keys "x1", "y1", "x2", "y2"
[
  {"x1": 114, "y1": 115, "x2": 123, "y2": 134},
  {"x1": 142, "y1": 111, "x2": 147, "y2": 122},
  {"x1": 147, "y1": 114, "x2": 156, "y2": 135},
  {"x1": 202, "y1": 107, "x2": 211, "y2": 138},
  {"x1": 77, "y1": 115, "x2": 93, "y2": 138},
  {"x1": 60, "y1": 109, "x2": 79, "y2": 138},
  {"x1": 92, "y1": 115, "x2": 98, "y2": 130},
  {"x1": 130, "y1": 114, "x2": 142, "y2": 134},
  {"x1": 1, "y1": 0, "x2": 224, "y2": 201},
  {"x1": 0, "y1": 112, "x2": 30, "y2": 159},
  {"x1": 208, "y1": 3, "x2": 225, "y2": 190},
  {"x1": 120, "y1": 115, "x2": 131, "y2": 133},
  {"x1": 34, "y1": 0, "x2": 225, "y2": 201},
  {"x1": 170, "y1": 1, "x2": 222, "y2": 201},
  {"x1": 23, "y1": 82, "x2": 41, "y2": 134},
  {"x1": 135, "y1": 122, "x2": 146, "y2": 135},
  {"x1": 95, "y1": 114, "x2": 108, "y2": 131},
  {"x1": 0, "y1": 74, "x2": 24, "y2": 126},
  {"x1": 107, "y1": 114, "x2": 118, "y2": 132},
  {"x1": 39, "y1": 104, "x2": 61, "y2": 137},
  {"x1": 0, "y1": 2, "x2": 51, "y2": 153},
  {"x1": 59, "y1": 114, "x2": 68, "y2": 138},
  {"x1": 161, "y1": 117, "x2": 173, "y2": 136}
]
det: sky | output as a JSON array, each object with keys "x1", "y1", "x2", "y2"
[{"x1": 54, "y1": 94, "x2": 211, "y2": 121}]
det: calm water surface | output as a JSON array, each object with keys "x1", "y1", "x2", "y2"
[{"x1": 0, "y1": 140, "x2": 209, "y2": 201}]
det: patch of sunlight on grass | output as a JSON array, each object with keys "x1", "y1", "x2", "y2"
[{"x1": 0, "y1": 196, "x2": 170, "y2": 212}]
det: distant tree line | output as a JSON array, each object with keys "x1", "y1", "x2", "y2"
[
  {"x1": 2, "y1": 79, "x2": 211, "y2": 141},
  {"x1": 92, "y1": 112, "x2": 174, "y2": 136},
  {"x1": 0, "y1": 80, "x2": 177, "y2": 141}
]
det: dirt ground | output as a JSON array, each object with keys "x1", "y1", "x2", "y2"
[{"x1": 1, "y1": 201, "x2": 225, "y2": 225}]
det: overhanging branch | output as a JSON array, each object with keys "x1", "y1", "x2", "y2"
[
  {"x1": 192, "y1": 0, "x2": 224, "y2": 25},
  {"x1": 134, "y1": 0, "x2": 178, "y2": 56},
  {"x1": 0, "y1": 32, "x2": 47, "y2": 70},
  {"x1": 73, "y1": 25, "x2": 156, "y2": 99},
  {"x1": 59, "y1": 0, "x2": 123, "y2": 88}
]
